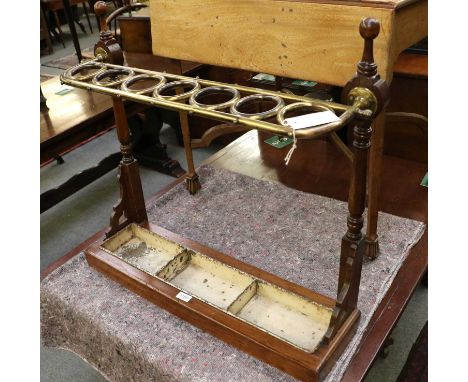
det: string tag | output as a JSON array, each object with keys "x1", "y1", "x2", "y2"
[
  {"x1": 283, "y1": 111, "x2": 340, "y2": 165},
  {"x1": 284, "y1": 127, "x2": 297, "y2": 165}
]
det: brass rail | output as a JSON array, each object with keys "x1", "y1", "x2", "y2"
[{"x1": 61, "y1": 60, "x2": 368, "y2": 139}]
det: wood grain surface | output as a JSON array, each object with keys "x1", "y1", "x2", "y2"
[{"x1": 150, "y1": 0, "x2": 427, "y2": 86}]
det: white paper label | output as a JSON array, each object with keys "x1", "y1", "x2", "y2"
[
  {"x1": 176, "y1": 291, "x2": 192, "y2": 302},
  {"x1": 284, "y1": 110, "x2": 340, "y2": 130}
]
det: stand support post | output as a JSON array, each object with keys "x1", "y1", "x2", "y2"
[{"x1": 325, "y1": 17, "x2": 390, "y2": 342}]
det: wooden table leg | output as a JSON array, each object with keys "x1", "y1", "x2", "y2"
[
  {"x1": 365, "y1": 111, "x2": 386, "y2": 259},
  {"x1": 107, "y1": 97, "x2": 147, "y2": 237},
  {"x1": 63, "y1": 0, "x2": 83, "y2": 62},
  {"x1": 179, "y1": 111, "x2": 201, "y2": 194},
  {"x1": 53, "y1": 10, "x2": 66, "y2": 48}
]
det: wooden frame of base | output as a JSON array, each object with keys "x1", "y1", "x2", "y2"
[{"x1": 86, "y1": 222, "x2": 360, "y2": 382}]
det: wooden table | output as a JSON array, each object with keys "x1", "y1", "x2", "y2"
[
  {"x1": 42, "y1": 129, "x2": 427, "y2": 380},
  {"x1": 40, "y1": 76, "x2": 154, "y2": 212},
  {"x1": 41, "y1": 0, "x2": 92, "y2": 59},
  {"x1": 41, "y1": 76, "x2": 117, "y2": 165},
  {"x1": 150, "y1": 0, "x2": 428, "y2": 258}
]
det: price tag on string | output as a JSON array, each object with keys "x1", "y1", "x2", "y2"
[
  {"x1": 284, "y1": 110, "x2": 340, "y2": 130},
  {"x1": 283, "y1": 110, "x2": 340, "y2": 165}
]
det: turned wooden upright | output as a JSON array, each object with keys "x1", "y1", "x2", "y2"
[
  {"x1": 94, "y1": 1, "x2": 147, "y2": 237},
  {"x1": 326, "y1": 18, "x2": 389, "y2": 341}
]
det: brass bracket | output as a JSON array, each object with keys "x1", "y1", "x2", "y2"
[
  {"x1": 94, "y1": 47, "x2": 108, "y2": 62},
  {"x1": 347, "y1": 87, "x2": 378, "y2": 114}
]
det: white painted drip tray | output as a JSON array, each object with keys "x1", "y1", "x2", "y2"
[
  {"x1": 101, "y1": 224, "x2": 332, "y2": 353},
  {"x1": 235, "y1": 282, "x2": 331, "y2": 352},
  {"x1": 101, "y1": 224, "x2": 184, "y2": 275},
  {"x1": 158, "y1": 251, "x2": 254, "y2": 310}
]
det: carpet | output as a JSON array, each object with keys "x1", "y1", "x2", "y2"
[
  {"x1": 41, "y1": 165, "x2": 425, "y2": 381},
  {"x1": 397, "y1": 322, "x2": 428, "y2": 382},
  {"x1": 42, "y1": 47, "x2": 94, "y2": 70}
]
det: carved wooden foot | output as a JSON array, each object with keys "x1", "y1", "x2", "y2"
[
  {"x1": 364, "y1": 237, "x2": 379, "y2": 260},
  {"x1": 131, "y1": 110, "x2": 185, "y2": 178},
  {"x1": 186, "y1": 173, "x2": 201, "y2": 195},
  {"x1": 134, "y1": 146, "x2": 185, "y2": 178}
]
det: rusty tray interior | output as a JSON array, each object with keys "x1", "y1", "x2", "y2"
[{"x1": 102, "y1": 224, "x2": 333, "y2": 352}]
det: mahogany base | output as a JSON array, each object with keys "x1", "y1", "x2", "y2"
[{"x1": 85, "y1": 222, "x2": 360, "y2": 382}]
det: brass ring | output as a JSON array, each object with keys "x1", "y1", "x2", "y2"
[
  {"x1": 64, "y1": 62, "x2": 106, "y2": 82},
  {"x1": 153, "y1": 80, "x2": 200, "y2": 101},
  {"x1": 230, "y1": 94, "x2": 285, "y2": 120},
  {"x1": 189, "y1": 86, "x2": 240, "y2": 110},
  {"x1": 92, "y1": 68, "x2": 135, "y2": 88},
  {"x1": 277, "y1": 102, "x2": 334, "y2": 126},
  {"x1": 121, "y1": 74, "x2": 166, "y2": 95}
]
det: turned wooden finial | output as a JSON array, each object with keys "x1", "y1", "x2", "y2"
[
  {"x1": 95, "y1": 1, "x2": 108, "y2": 32},
  {"x1": 93, "y1": 0, "x2": 123, "y2": 64},
  {"x1": 358, "y1": 18, "x2": 380, "y2": 78}
]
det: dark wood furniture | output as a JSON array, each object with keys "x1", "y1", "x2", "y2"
[
  {"x1": 40, "y1": 6, "x2": 53, "y2": 55},
  {"x1": 40, "y1": 76, "x2": 146, "y2": 212},
  {"x1": 41, "y1": 0, "x2": 94, "y2": 48},
  {"x1": 44, "y1": 3, "x2": 427, "y2": 379},
  {"x1": 41, "y1": 76, "x2": 117, "y2": 166},
  {"x1": 385, "y1": 52, "x2": 428, "y2": 163},
  {"x1": 60, "y1": 9, "x2": 395, "y2": 378},
  {"x1": 40, "y1": 71, "x2": 190, "y2": 213},
  {"x1": 41, "y1": 0, "x2": 95, "y2": 60}
]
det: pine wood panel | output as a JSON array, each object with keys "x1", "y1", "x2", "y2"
[
  {"x1": 150, "y1": 0, "x2": 426, "y2": 85},
  {"x1": 150, "y1": 0, "x2": 397, "y2": 85}
]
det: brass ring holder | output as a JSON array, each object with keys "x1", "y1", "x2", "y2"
[
  {"x1": 189, "y1": 86, "x2": 240, "y2": 111},
  {"x1": 92, "y1": 68, "x2": 135, "y2": 88},
  {"x1": 64, "y1": 62, "x2": 106, "y2": 82},
  {"x1": 230, "y1": 94, "x2": 285, "y2": 120},
  {"x1": 154, "y1": 80, "x2": 201, "y2": 101},
  {"x1": 121, "y1": 74, "x2": 166, "y2": 95},
  {"x1": 277, "y1": 102, "x2": 335, "y2": 126}
]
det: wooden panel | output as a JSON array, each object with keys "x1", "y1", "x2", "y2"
[
  {"x1": 119, "y1": 16, "x2": 153, "y2": 54},
  {"x1": 393, "y1": 0, "x2": 428, "y2": 58},
  {"x1": 393, "y1": 52, "x2": 427, "y2": 78},
  {"x1": 150, "y1": 0, "x2": 395, "y2": 85}
]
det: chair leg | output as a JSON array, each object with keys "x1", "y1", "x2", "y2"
[
  {"x1": 83, "y1": 2, "x2": 93, "y2": 33},
  {"x1": 71, "y1": 4, "x2": 86, "y2": 34},
  {"x1": 53, "y1": 11, "x2": 66, "y2": 48}
]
